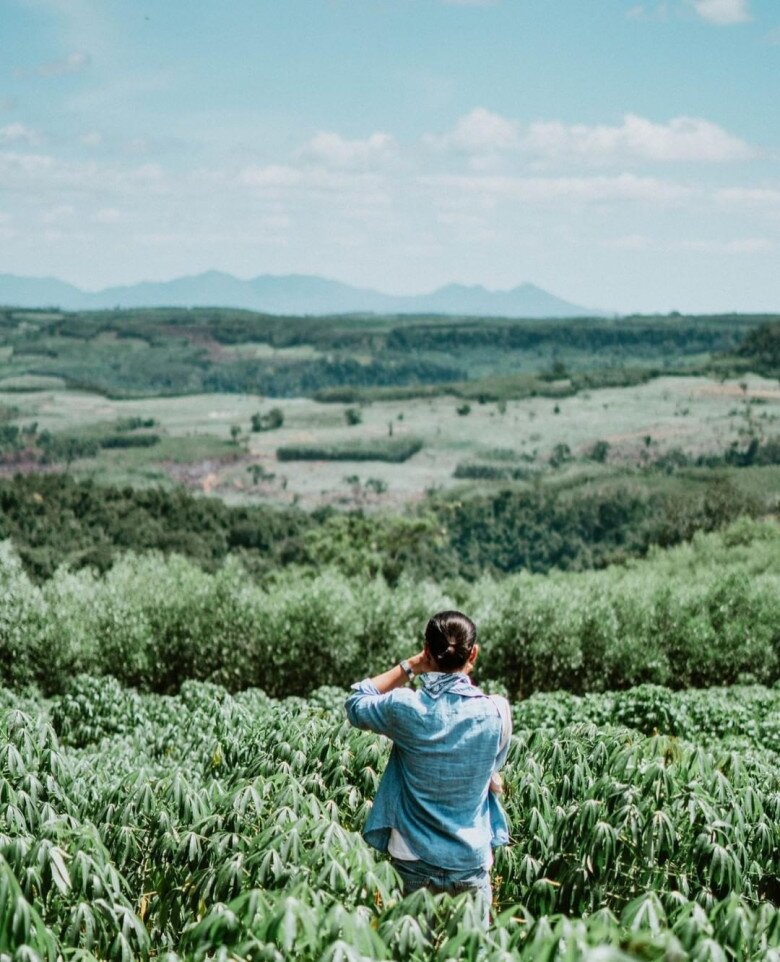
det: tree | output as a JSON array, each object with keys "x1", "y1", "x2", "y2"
[
  {"x1": 587, "y1": 440, "x2": 610, "y2": 464},
  {"x1": 549, "y1": 443, "x2": 572, "y2": 468},
  {"x1": 251, "y1": 408, "x2": 284, "y2": 432}
]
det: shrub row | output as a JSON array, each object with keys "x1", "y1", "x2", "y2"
[
  {"x1": 0, "y1": 519, "x2": 777, "y2": 698},
  {"x1": 453, "y1": 462, "x2": 532, "y2": 481},
  {"x1": 276, "y1": 437, "x2": 423, "y2": 462}
]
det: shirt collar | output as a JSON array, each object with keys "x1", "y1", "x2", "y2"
[{"x1": 419, "y1": 671, "x2": 482, "y2": 699}]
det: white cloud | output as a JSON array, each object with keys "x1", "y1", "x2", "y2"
[
  {"x1": 0, "y1": 150, "x2": 56, "y2": 177},
  {"x1": 675, "y1": 236, "x2": 772, "y2": 252},
  {"x1": 523, "y1": 114, "x2": 754, "y2": 164},
  {"x1": 14, "y1": 51, "x2": 91, "y2": 80},
  {"x1": 717, "y1": 186, "x2": 780, "y2": 205},
  {"x1": 422, "y1": 172, "x2": 694, "y2": 204},
  {"x1": 604, "y1": 234, "x2": 772, "y2": 253},
  {"x1": 425, "y1": 108, "x2": 520, "y2": 155},
  {"x1": 721, "y1": 237, "x2": 772, "y2": 252},
  {"x1": 239, "y1": 164, "x2": 303, "y2": 189},
  {"x1": 80, "y1": 131, "x2": 103, "y2": 148},
  {"x1": 237, "y1": 163, "x2": 389, "y2": 206},
  {"x1": 626, "y1": 3, "x2": 671, "y2": 21},
  {"x1": 0, "y1": 150, "x2": 168, "y2": 197},
  {"x1": 39, "y1": 50, "x2": 90, "y2": 76},
  {"x1": 95, "y1": 207, "x2": 123, "y2": 224},
  {"x1": 0, "y1": 123, "x2": 42, "y2": 146},
  {"x1": 298, "y1": 131, "x2": 397, "y2": 170},
  {"x1": 129, "y1": 163, "x2": 165, "y2": 185},
  {"x1": 692, "y1": 0, "x2": 751, "y2": 25},
  {"x1": 604, "y1": 234, "x2": 653, "y2": 250},
  {"x1": 41, "y1": 204, "x2": 75, "y2": 224},
  {"x1": 425, "y1": 111, "x2": 753, "y2": 166}
]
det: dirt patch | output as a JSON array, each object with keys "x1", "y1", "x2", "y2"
[
  {"x1": 694, "y1": 383, "x2": 780, "y2": 401},
  {"x1": 603, "y1": 424, "x2": 692, "y2": 446},
  {"x1": 163, "y1": 453, "x2": 243, "y2": 492},
  {"x1": 0, "y1": 460, "x2": 63, "y2": 478},
  {"x1": 159, "y1": 325, "x2": 227, "y2": 362}
]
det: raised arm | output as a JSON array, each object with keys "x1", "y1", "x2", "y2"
[{"x1": 344, "y1": 650, "x2": 434, "y2": 735}]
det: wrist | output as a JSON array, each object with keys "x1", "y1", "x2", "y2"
[{"x1": 408, "y1": 653, "x2": 428, "y2": 675}]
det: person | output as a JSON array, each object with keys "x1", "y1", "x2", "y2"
[{"x1": 345, "y1": 610, "x2": 511, "y2": 928}]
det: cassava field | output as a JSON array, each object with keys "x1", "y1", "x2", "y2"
[
  {"x1": 0, "y1": 307, "x2": 779, "y2": 960},
  {"x1": 2, "y1": 673, "x2": 780, "y2": 961}
]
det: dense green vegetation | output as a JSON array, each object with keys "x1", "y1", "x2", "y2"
[
  {"x1": 0, "y1": 474, "x2": 313, "y2": 580},
  {"x1": 512, "y1": 683, "x2": 780, "y2": 757},
  {"x1": 1, "y1": 519, "x2": 776, "y2": 698},
  {"x1": 0, "y1": 467, "x2": 767, "y2": 582},
  {"x1": 2, "y1": 674, "x2": 779, "y2": 960},
  {"x1": 276, "y1": 437, "x2": 423, "y2": 463},
  {"x1": 434, "y1": 475, "x2": 766, "y2": 577},
  {"x1": 735, "y1": 320, "x2": 780, "y2": 375},
  {"x1": 0, "y1": 306, "x2": 773, "y2": 400},
  {"x1": 0, "y1": 417, "x2": 164, "y2": 466}
]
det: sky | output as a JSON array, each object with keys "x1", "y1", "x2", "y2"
[{"x1": 0, "y1": 0, "x2": 778, "y2": 313}]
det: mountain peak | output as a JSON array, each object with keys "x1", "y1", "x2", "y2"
[{"x1": 0, "y1": 271, "x2": 601, "y2": 318}]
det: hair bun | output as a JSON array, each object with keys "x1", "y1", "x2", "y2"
[{"x1": 424, "y1": 610, "x2": 477, "y2": 672}]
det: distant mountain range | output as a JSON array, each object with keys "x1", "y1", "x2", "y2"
[{"x1": 0, "y1": 271, "x2": 602, "y2": 318}]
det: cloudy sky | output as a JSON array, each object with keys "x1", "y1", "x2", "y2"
[{"x1": 1, "y1": 0, "x2": 778, "y2": 312}]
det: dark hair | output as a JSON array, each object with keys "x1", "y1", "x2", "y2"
[{"x1": 425, "y1": 610, "x2": 477, "y2": 672}]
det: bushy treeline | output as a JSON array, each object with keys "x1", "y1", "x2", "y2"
[
  {"x1": 0, "y1": 419, "x2": 161, "y2": 466},
  {"x1": 1, "y1": 519, "x2": 777, "y2": 698},
  {"x1": 654, "y1": 436, "x2": 780, "y2": 471},
  {"x1": 385, "y1": 317, "x2": 743, "y2": 354},
  {"x1": 736, "y1": 320, "x2": 780, "y2": 374},
  {"x1": 0, "y1": 474, "x2": 314, "y2": 580},
  {"x1": 2, "y1": 306, "x2": 773, "y2": 399},
  {"x1": 5, "y1": 305, "x2": 764, "y2": 353},
  {"x1": 276, "y1": 437, "x2": 423, "y2": 463},
  {"x1": 429, "y1": 476, "x2": 761, "y2": 577},
  {"x1": 0, "y1": 471, "x2": 763, "y2": 582},
  {"x1": 200, "y1": 356, "x2": 462, "y2": 399}
]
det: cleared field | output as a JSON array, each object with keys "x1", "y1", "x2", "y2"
[
  {"x1": 218, "y1": 341, "x2": 324, "y2": 360},
  {"x1": 0, "y1": 373, "x2": 777, "y2": 508}
]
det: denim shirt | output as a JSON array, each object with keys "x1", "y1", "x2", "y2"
[{"x1": 345, "y1": 672, "x2": 510, "y2": 872}]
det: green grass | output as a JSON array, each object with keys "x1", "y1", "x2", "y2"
[
  {"x1": 0, "y1": 374, "x2": 67, "y2": 391},
  {"x1": 79, "y1": 433, "x2": 237, "y2": 470}
]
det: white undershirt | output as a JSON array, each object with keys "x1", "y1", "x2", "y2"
[{"x1": 389, "y1": 694, "x2": 512, "y2": 864}]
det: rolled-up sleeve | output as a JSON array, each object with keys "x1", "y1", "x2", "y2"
[
  {"x1": 492, "y1": 695, "x2": 513, "y2": 773},
  {"x1": 345, "y1": 679, "x2": 398, "y2": 738}
]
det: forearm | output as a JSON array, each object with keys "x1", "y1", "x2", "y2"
[{"x1": 368, "y1": 651, "x2": 431, "y2": 693}]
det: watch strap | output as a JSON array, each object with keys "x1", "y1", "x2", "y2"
[{"x1": 399, "y1": 659, "x2": 415, "y2": 682}]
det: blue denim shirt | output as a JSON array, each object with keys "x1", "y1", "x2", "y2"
[{"x1": 345, "y1": 671, "x2": 510, "y2": 871}]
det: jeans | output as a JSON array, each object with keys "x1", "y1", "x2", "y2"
[{"x1": 391, "y1": 856, "x2": 492, "y2": 929}]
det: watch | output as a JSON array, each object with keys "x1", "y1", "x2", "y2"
[{"x1": 399, "y1": 659, "x2": 415, "y2": 683}]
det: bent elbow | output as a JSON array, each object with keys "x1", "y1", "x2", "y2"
[{"x1": 344, "y1": 693, "x2": 363, "y2": 728}]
